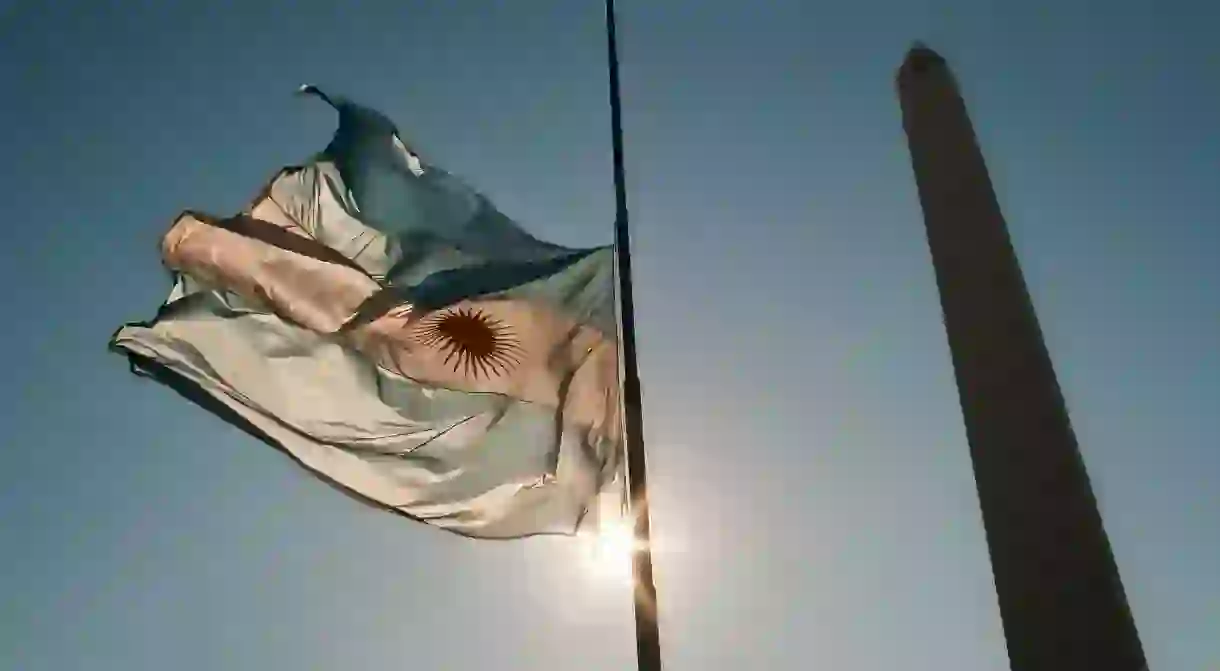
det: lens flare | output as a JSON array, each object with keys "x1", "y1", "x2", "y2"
[{"x1": 583, "y1": 518, "x2": 640, "y2": 585}]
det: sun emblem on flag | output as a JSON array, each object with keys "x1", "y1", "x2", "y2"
[{"x1": 413, "y1": 306, "x2": 523, "y2": 379}]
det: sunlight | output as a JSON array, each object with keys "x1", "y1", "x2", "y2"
[{"x1": 582, "y1": 516, "x2": 641, "y2": 586}]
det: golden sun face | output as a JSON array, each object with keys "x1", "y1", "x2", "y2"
[{"x1": 412, "y1": 306, "x2": 524, "y2": 380}]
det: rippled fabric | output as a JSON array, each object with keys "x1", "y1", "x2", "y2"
[{"x1": 110, "y1": 88, "x2": 621, "y2": 538}]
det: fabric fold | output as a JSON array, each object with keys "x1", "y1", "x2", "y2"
[{"x1": 110, "y1": 87, "x2": 621, "y2": 538}]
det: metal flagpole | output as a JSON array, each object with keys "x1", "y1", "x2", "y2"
[{"x1": 604, "y1": 1, "x2": 664, "y2": 670}]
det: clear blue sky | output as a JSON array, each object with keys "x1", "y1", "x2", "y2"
[{"x1": 1, "y1": 1, "x2": 1216, "y2": 669}]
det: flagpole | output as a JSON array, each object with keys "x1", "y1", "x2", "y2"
[{"x1": 604, "y1": 1, "x2": 663, "y2": 670}]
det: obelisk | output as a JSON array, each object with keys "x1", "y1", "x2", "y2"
[{"x1": 896, "y1": 44, "x2": 1148, "y2": 670}]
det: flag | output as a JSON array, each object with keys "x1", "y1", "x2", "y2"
[{"x1": 110, "y1": 87, "x2": 623, "y2": 539}]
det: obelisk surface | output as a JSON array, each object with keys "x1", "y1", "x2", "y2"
[{"x1": 897, "y1": 44, "x2": 1147, "y2": 671}]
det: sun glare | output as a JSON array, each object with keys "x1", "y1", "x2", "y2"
[{"x1": 583, "y1": 518, "x2": 640, "y2": 585}]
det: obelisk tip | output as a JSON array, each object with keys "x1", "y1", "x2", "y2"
[{"x1": 901, "y1": 41, "x2": 946, "y2": 73}]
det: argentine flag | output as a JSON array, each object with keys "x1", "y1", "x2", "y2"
[{"x1": 111, "y1": 87, "x2": 622, "y2": 539}]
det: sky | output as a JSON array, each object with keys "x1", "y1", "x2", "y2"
[{"x1": 0, "y1": 1, "x2": 1216, "y2": 669}]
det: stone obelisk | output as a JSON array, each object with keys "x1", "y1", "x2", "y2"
[{"x1": 896, "y1": 43, "x2": 1148, "y2": 671}]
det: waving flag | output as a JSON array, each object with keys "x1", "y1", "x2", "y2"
[{"x1": 110, "y1": 87, "x2": 622, "y2": 538}]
